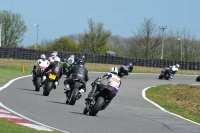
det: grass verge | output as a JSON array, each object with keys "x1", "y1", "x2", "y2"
[
  {"x1": 146, "y1": 84, "x2": 200, "y2": 123},
  {"x1": 0, "y1": 119, "x2": 61, "y2": 133}
]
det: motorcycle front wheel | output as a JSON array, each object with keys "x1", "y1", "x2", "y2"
[
  {"x1": 159, "y1": 73, "x2": 164, "y2": 79},
  {"x1": 196, "y1": 75, "x2": 200, "y2": 81},
  {"x1": 83, "y1": 107, "x2": 89, "y2": 114},
  {"x1": 89, "y1": 96, "x2": 104, "y2": 116}
]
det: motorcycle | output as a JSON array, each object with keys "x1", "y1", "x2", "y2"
[
  {"x1": 33, "y1": 66, "x2": 46, "y2": 91},
  {"x1": 159, "y1": 68, "x2": 171, "y2": 80},
  {"x1": 196, "y1": 75, "x2": 200, "y2": 81},
  {"x1": 118, "y1": 62, "x2": 134, "y2": 77},
  {"x1": 43, "y1": 71, "x2": 58, "y2": 96},
  {"x1": 83, "y1": 81, "x2": 114, "y2": 116},
  {"x1": 66, "y1": 79, "x2": 85, "y2": 105}
]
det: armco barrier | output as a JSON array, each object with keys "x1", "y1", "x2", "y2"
[{"x1": 0, "y1": 47, "x2": 200, "y2": 70}]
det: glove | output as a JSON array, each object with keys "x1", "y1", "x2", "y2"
[{"x1": 95, "y1": 77, "x2": 101, "y2": 81}]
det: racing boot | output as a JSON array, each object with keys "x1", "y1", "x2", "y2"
[
  {"x1": 53, "y1": 81, "x2": 58, "y2": 89},
  {"x1": 64, "y1": 84, "x2": 71, "y2": 94}
]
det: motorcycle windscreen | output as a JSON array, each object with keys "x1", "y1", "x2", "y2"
[{"x1": 49, "y1": 73, "x2": 56, "y2": 80}]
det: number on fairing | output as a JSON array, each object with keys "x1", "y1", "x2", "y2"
[{"x1": 112, "y1": 78, "x2": 119, "y2": 83}]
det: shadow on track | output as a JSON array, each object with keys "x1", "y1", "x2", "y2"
[
  {"x1": 70, "y1": 111, "x2": 100, "y2": 117},
  {"x1": 47, "y1": 101, "x2": 66, "y2": 105},
  {"x1": 16, "y1": 88, "x2": 36, "y2": 91}
]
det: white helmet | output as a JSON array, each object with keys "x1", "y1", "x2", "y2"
[
  {"x1": 54, "y1": 57, "x2": 61, "y2": 62},
  {"x1": 69, "y1": 55, "x2": 75, "y2": 59},
  {"x1": 110, "y1": 67, "x2": 118, "y2": 74},
  {"x1": 175, "y1": 64, "x2": 180, "y2": 68},
  {"x1": 40, "y1": 54, "x2": 46, "y2": 59}
]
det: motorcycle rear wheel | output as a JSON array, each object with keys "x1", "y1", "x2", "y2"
[
  {"x1": 89, "y1": 96, "x2": 104, "y2": 116},
  {"x1": 35, "y1": 77, "x2": 41, "y2": 91},
  {"x1": 165, "y1": 75, "x2": 170, "y2": 80},
  {"x1": 43, "y1": 81, "x2": 53, "y2": 96},
  {"x1": 68, "y1": 88, "x2": 79, "y2": 105}
]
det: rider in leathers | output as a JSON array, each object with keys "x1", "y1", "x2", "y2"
[
  {"x1": 64, "y1": 59, "x2": 89, "y2": 95},
  {"x1": 41, "y1": 57, "x2": 63, "y2": 88},
  {"x1": 165, "y1": 64, "x2": 179, "y2": 79},
  {"x1": 32, "y1": 54, "x2": 50, "y2": 82},
  {"x1": 85, "y1": 67, "x2": 121, "y2": 110}
]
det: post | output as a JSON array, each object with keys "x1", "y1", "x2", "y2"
[
  {"x1": 178, "y1": 37, "x2": 183, "y2": 61},
  {"x1": 0, "y1": 24, "x2": 2, "y2": 47},
  {"x1": 160, "y1": 26, "x2": 167, "y2": 60},
  {"x1": 34, "y1": 24, "x2": 39, "y2": 49}
]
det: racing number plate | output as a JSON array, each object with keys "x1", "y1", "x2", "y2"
[{"x1": 49, "y1": 73, "x2": 56, "y2": 80}]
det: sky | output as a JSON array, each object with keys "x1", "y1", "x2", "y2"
[{"x1": 0, "y1": 0, "x2": 200, "y2": 46}]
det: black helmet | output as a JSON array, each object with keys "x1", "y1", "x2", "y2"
[{"x1": 77, "y1": 59, "x2": 85, "y2": 66}]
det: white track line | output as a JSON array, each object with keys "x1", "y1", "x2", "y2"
[
  {"x1": 142, "y1": 86, "x2": 200, "y2": 126},
  {"x1": 0, "y1": 75, "x2": 69, "y2": 133}
]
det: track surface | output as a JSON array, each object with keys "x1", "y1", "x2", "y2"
[{"x1": 0, "y1": 73, "x2": 200, "y2": 133}]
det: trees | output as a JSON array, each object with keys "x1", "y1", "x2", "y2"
[
  {"x1": 46, "y1": 36, "x2": 80, "y2": 52},
  {"x1": 164, "y1": 29, "x2": 200, "y2": 62},
  {"x1": 79, "y1": 18, "x2": 111, "y2": 54},
  {"x1": 128, "y1": 18, "x2": 161, "y2": 59},
  {"x1": 0, "y1": 10, "x2": 27, "y2": 47},
  {"x1": 27, "y1": 37, "x2": 80, "y2": 52}
]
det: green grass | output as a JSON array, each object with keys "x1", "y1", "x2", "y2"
[
  {"x1": 0, "y1": 119, "x2": 61, "y2": 133},
  {"x1": 0, "y1": 66, "x2": 32, "y2": 84},
  {"x1": 146, "y1": 84, "x2": 200, "y2": 123}
]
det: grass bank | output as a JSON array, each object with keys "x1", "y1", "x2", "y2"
[{"x1": 146, "y1": 84, "x2": 200, "y2": 123}]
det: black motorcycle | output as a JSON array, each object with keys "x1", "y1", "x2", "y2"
[
  {"x1": 66, "y1": 79, "x2": 85, "y2": 105},
  {"x1": 83, "y1": 81, "x2": 114, "y2": 116},
  {"x1": 196, "y1": 75, "x2": 200, "y2": 81},
  {"x1": 43, "y1": 71, "x2": 58, "y2": 96},
  {"x1": 159, "y1": 68, "x2": 171, "y2": 80},
  {"x1": 118, "y1": 62, "x2": 134, "y2": 77},
  {"x1": 33, "y1": 66, "x2": 46, "y2": 91}
]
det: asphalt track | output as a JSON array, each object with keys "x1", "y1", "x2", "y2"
[{"x1": 0, "y1": 73, "x2": 200, "y2": 133}]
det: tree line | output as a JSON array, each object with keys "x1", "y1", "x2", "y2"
[{"x1": 1, "y1": 10, "x2": 200, "y2": 62}]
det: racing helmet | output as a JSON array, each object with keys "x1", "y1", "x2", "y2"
[
  {"x1": 82, "y1": 55, "x2": 85, "y2": 59},
  {"x1": 175, "y1": 64, "x2": 180, "y2": 68},
  {"x1": 77, "y1": 59, "x2": 85, "y2": 66},
  {"x1": 110, "y1": 67, "x2": 118, "y2": 74},
  {"x1": 69, "y1": 55, "x2": 75, "y2": 59},
  {"x1": 51, "y1": 53, "x2": 56, "y2": 57},
  {"x1": 40, "y1": 54, "x2": 46, "y2": 61}
]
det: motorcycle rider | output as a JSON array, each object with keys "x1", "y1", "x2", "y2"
[
  {"x1": 32, "y1": 54, "x2": 50, "y2": 82},
  {"x1": 48, "y1": 51, "x2": 60, "y2": 63},
  {"x1": 74, "y1": 55, "x2": 85, "y2": 66},
  {"x1": 65, "y1": 54, "x2": 75, "y2": 67},
  {"x1": 165, "y1": 64, "x2": 180, "y2": 79},
  {"x1": 64, "y1": 59, "x2": 89, "y2": 96},
  {"x1": 41, "y1": 56, "x2": 63, "y2": 89},
  {"x1": 85, "y1": 67, "x2": 122, "y2": 110}
]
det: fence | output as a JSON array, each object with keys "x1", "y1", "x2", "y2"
[{"x1": 0, "y1": 47, "x2": 200, "y2": 70}]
